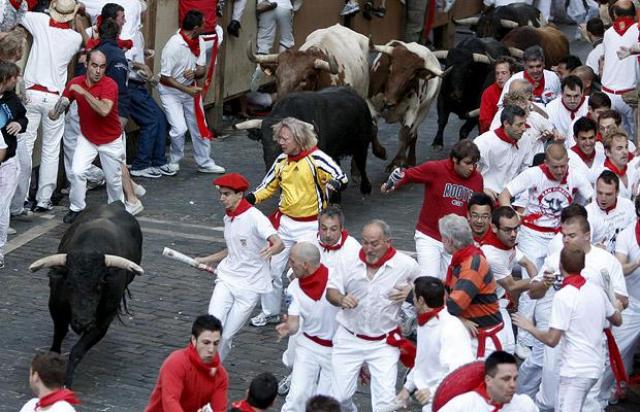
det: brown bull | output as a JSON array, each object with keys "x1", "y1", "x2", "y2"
[{"x1": 501, "y1": 25, "x2": 569, "y2": 68}]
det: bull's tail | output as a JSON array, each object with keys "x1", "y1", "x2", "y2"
[
  {"x1": 370, "y1": 121, "x2": 387, "y2": 160},
  {"x1": 116, "y1": 286, "x2": 134, "y2": 324}
]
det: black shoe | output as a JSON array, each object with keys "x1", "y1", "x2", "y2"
[
  {"x1": 227, "y1": 20, "x2": 241, "y2": 37},
  {"x1": 63, "y1": 210, "x2": 80, "y2": 224},
  {"x1": 33, "y1": 206, "x2": 51, "y2": 213}
]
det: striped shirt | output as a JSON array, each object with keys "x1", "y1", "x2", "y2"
[
  {"x1": 446, "y1": 254, "x2": 502, "y2": 328},
  {"x1": 253, "y1": 148, "x2": 348, "y2": 219}
]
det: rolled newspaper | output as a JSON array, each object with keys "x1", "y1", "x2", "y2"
[
  {"x1": 600, "y1": 269, "x2": 618, "y2": 305},
  {"x1": 162, "y1": 247, "x2": 216, "y2": 274}
]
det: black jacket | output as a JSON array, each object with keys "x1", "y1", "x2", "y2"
[{"x1": 0, "y1": 90, "x2": 28, "y2": 164}]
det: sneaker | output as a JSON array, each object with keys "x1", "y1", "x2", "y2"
[
  {"x1": 197, "y1": 164, "x2": 226, "y2": 174},
  {"x1": 158, "y1": 163, "x2": 179, "y2": 176},
  {"x1": 133, "y1": 183, "x2": 146, "y2": 198},
  {"x1": 63, "y1": 210, "x2": 81, "y2": 224},
  {"x1": 250, "y1": 313, "x2": 280, "y2": 327},
  {"x1": 11, "y1": 209, "x2": 33, "y2": 221},
  {"x1": 130, "y1": 167, "x2": 162, "y2": 179},
  {"x1": 340, "y1": 0, "x2": 360, "y2": 16},
  {"x1": 515, "y1": 343, "x2": 532, "y2": 360},
  {"x1": 277, "y1": 374, "x2": 292, "y2": 396},
  {"x1": 7, "y1": 227, "x2": 16, "y2": 235},
  {"x1": 125, "y1": 200, "x2": 144, "y2": 216},
  {"x1": 256, "y1": 0, "x2": 277, "y2": 14},
  {"x1": 34, "y1": 201, "x2": 53, "y2": 213},
  {"x1": 87, "y1": 177, "x2": 106, "y2": 191}
]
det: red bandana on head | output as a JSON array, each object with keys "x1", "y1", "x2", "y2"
[
  {"x1": 226, "y1": 198, "x2": 252, "y2": 221},
  {"x1": 299, "y1": 264, "x2": 329, "y2": 301},
  {"x1": 319, "y1": 230, "x2": 348, "y2": 252},
  {"x1": 613, "y1": 17, "x2": 635, "y2": 36},
  {"x1": 524, "y1": 70, "x2": 545, "y2": 97},
  {"x1": 288, "y1": 146, "x2": 318, "y2": 162},
  {"x1": 474, "y1": 382, "x2": 503, "y2": 412},
  {"x1": 571, "y1": 145, "x2": 595, "y2": 162},
  {"x1": 231, "y1": 400, "x2": 255, "y2": 412},
  {"x1": 480, "y1": 229, "x2": 512, "y2": 251},
  {"x1": 359, "y1": 247, "x2": 397, "y2": 269},
  {"x1": 493, "y1": 127, "x2": 518, "y2": 148},
  {"x1": 562, "y1": 272, "x2": 586, "y2": 289},
  {"x1": 186, "y1": 343, "x2": 220, "y2": 378},
  {"x1": 179, "y1": 29, "x2": 200, "y2": 56},
  {"x1": 417, "y1": 306, "x2": 444, "y2": 326},
  {"x1": 605, "y1": 158, "x2": 627, "y2": 177},
  {"x1": 36, "y1": 389, "x2": 80, "y2": 408},
  {"x1": 539, "y1": 164, "x2": 568, "y2": 184},
  {"x1": 446, "y1": 244, "x2": 484, "y2": 288},
  {"x1": 562, "y1": 96, "x2": 586, "y2": 120}
]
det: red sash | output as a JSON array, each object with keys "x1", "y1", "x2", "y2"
[
  {"x1": 194, "y1": 32, "x2": 221, "y2": 140},
  {"x1": 476, "y1": 322, "x2": 504, "y2": 358},
  {"x1": 385, "y1": 327, "x2": 417, "y2": 368}
]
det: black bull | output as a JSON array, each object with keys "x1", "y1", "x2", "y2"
[
  {"x1": 29, "y1": 202, "x2": 144, "y2": 386},
  {"x1": 235, "y1": 86, "x2": 386, "y2": 195}
]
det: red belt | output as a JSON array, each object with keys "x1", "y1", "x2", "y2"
[
  {"x1": 602, "y1": 86, "x2": 635, "y2": 95},
  {"x1": 476, "y1": 322, "x2": 504, "y2": 358},
  {"x1": 345, "y1": 328, "x2": 388, "y2": 341},
  {"x1": 303, "y1": 332, "x2": 333, "y2": 347},
  {"x1": 522, "y1": 221, "x2": 560, "y2": 233},
  {"x1": 28, "y1": 84, "x2": 59, "y2": 94}
]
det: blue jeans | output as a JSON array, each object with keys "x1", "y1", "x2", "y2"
[{"x1": 128, "y1": 82, "x2": 168, "y2": 170}]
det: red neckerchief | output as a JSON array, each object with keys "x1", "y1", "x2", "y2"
[
  {"x1": 231, "y1": 400, "x2": 254, "y2": 411},
  {"x1": 319, "y1": 230, "x2": 348, "y2": 251},
  {"x1": 473, "y1": 233, "x2": 485, "y2": 244},
  {"x1": 186, "y1": 343, "x2": 220, "y2": 378},
  {"x1": 562, "y1": 272, "x2": 586, "y2": 289},
  {"x1": 226, "y1": 198, "x2": 252, "y2": 221},
  {"x1": 179, "y1": 29, "x2": 200, "y2": 56},
  {"x1": 493, "y1": 127, "x2": 518, "y2": 148},
  {"x1": 49, "y1": 19, "x2": 72, "y2": 29},
  {"x1": 417, "y1": 306, "x2": 444, "y2": 326},
  {"x1": 605, "y1": 158, "x2": 627, "y2": 177},
  {"x1": 613, "y1": 17, "x2": 635, "y2": 36},
  {"x1": 446, "y1": 244, "x2": 484, "y2": 288},
  {"x1": 91, "y1": 16, "x2": 134, "y2": 49},
  {"x1": 571, "y1": 145, "x2": 595, "y2": 162},
  {"x1": 562, "y1": 96, "x2": 586, "y2": 120},
  {"x1": 8, "y1": 0, "x2": 21, "y2": 10},
  {"x1": 299, "y1": 264, "x2": 329, "y2": 301},
  {"x1": 473, "y1": 382, "x2": 503, "y2": 412},
  {"x1": 480, "y1": 229, "x2": 512, "y2": 251},
  {"x1": 635, "y1": 220, "x2": 640, "y2": 246},
  {"x1": 359, "y1": 247, "x2": 397, "y2": 269},
  {"x1": 524, "y1": 70, "x2": 545, "y2": 97},
  {"x1": 629, "y1": 152, "x2": 635, "y2": 161},
  {"x1": 601, "y1": 200, "x2": 617, "y2": 214},
  {"x1": 288, "y1": 146, "x2": 318, "y2": 162},
  {"x1": 596, "y1": 132, "x2": 602, "y2": 142},
  {"x1": 36, "y1": 389, "x2": 80, "y2": 408},
  {"x1": 539, "y1": 163, "x2": 568, "y2": 184}
]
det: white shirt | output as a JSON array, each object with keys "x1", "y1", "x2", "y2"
[
  {"x1": 404, "y1": 309, "x2": 474, "y2": 395},
  {"x1": 586, "y1": 42, "x2": 604, "y2": 76},
  {"x1": 489, "y1": 110, "x2": 554, "y2": 165},
  {"x1": 585, "y1": 197, "x2": 635, "y2": 253},
  {"x1": 481, "y1": 243, "x2": 525, "y2": 300},
  {"x1": 81, "y1": 0, "x2": 104, "y2": 23},
  {"x1": 591, "y1": 163, "x2": 640, "y2": 199},
  {"x1": 506, "y1": 166, "x2": 594, "y2": 230},
  {"x1": 499, "y1": 70, "x2": 561, "y2": 106},
  {"x1": 158, "y1": 31, "x2": 207, "y2": 94},
  {"x1": 312, "y1": 234, "x2": 362, "y2": 272},
  {"x1": 20, "y1": 398, "x2": 76, "y2": 412},
  {"x1": 549, "y1": 281, "x2": 615, "y2": 378},
  {"x1": 0, "y1": 134, "x2": 6, "y2": 150},
  {"x1": 439, "y1": 391, "x2": 538, "y2": 412},
  {"x1": 567, "y1": 144, "x2": 606, "y2": 182},
  {"x1": 288, "y1": 269, "x2": 339, "y2": 341},
  {"x1": 601, "y1": 24, "x2": 640, "y2": 91},
  {"x1": 328, "y1": 251, "x2": 420, "y2": 336},
  {"x1": 545, "y1": 96, "x2": 589, "y2": 138},
  {"x1": 475, "y1": 129, "x2": 536, "y2": 193},
  {"x1": 19, "y1": 12, "x2": 82, "y2": 93},
  {"x1": 216, "y1": 207, "x2": 277, "y2": 293},
  {"x1": 614, "y1": 223, "x2": 640, "y2": 300}
]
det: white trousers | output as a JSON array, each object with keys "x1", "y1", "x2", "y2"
[
  {"x1": 414, "y1": 230, "x2": 451, "y2": 280},
  {"x1": 0, "y1": 158, "x2": 19, "y2": 260},
  {"x1": 208, "y1": 279, "x2": 260, "y2": 361},
  {"x1": 231, "y1": 0, "x2": 248, "y2": 21},
  {"x1": 556, "y1": 376, "x2": 598, "y2": 412},
  {"x1": 499, "y1": 302, "x2": 515, "y2": 354},
  {"x1": 63, "y1": 102, "x2": 105, "y2": 184},
  {"x1": 567, "y1": 0, "x2": 598, "y2": 23},
  {"x1": 68, "y1": 134, "x2": 125, "y2": 212},
  {"x1": 282, "y1": 335, "x2": 333, "y2": 412},
  {"x1": 260, "y1": 215, "x2": 317, "y2": 317},
  {"x1": 330, "y1": 326, "x2": 400, "y2": 412},
  {"x1": 158, "y1": 90, "x2": 215, "y2": 168},
  {"x1": 606, "y1": 92, "x2": 636, "y2": 136},
  {"x1": 256, "y1": 7, "x2": 294, "y2": 54},
  {"x1": 10, "y1": 90, "x2": 64, "y2": 212}
]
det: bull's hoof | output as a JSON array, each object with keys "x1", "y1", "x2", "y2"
[
  {"x1": 431, "y1": 142, "x2": 444, "y2": 151},
  {"x1": 360, "y1": 178, "x2": 372, "y2": 195}
]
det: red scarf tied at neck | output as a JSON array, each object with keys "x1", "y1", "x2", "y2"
[
  {"x1": 49, "y1": 19, "x2": 71, "y2": 29},
  {"x1": 226, "y1": 198, "x2": 252, "y2": 221},
  {"x1": 571, "y1": 145, "x2": 595, "y2": 163},
  {"x1": 539, "y1": 163, "x2": 568, "y2": 184},
  {"x1": 524, "y1": 70, "x2": 545, "y2": 97},
  {"x1": 480, "y1": 229, "x2": 513, "y2": 251},
  {"x1": 186, "y1": 343, "x2": 220, "y2": 378},
  {"x1": 179, "y1": 29, "x2": 200, "y2": 56},
  {"x1": 87, "y1": 16, "x2": 134, "y2": 50},
  {"x1": 417, "y1": 306, "x2": 444, "y2": 326},
  {"x1": 231, "y1": 400, "x2": 255, "y2": 411},
  {"x1": 359, "y1": 246, "x2": 397, "y2": 269},
  {"x1": 493, "y1": 127, "x2": 518, "y2": 148},
  {"x1": 299, "y1": 264, "x2": 329, "y2": 301},
  {"x1": 319, "y1": 230, "x2": 348, "y2": 252},
  {"x1": 562, "y1": 96, "x2": 586, "y2": 120},
  {"x1": 473, "y1": 382, "x2": 503, "y2": 412},
  {"x1": 562, "y1": 272, "x2": 586, "y2": 289},
  {"x1": 288, "y1": 146, "x2": 318, "y2": 162},
  {"x1": 613, "y1": 16, "x2": 636, "y2": 36},
  {"x1": 605, "y1": 158, "x2": 627, "y2": 177},
  {"x1": 37, "y1": 388, "x2": 80, "y2": 408},
  {"x1": 446, "y1": 244, "x2": 484, "y2": 289}
]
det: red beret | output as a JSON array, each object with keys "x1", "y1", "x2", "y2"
[{"x1": 213, "y1": 173, "x2": 250, "y2": 191}]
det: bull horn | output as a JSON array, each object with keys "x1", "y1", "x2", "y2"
[
  {"x1": 29, "y1": 254, "x2": 67, "y2": 272},
  {"x1": 499, "y1": 19, "x2": 519, "y2": 29},
  {"x1": 508, "y1": 47, "x2": 524, "y2": 58},
  {"x1": 466, "y1": 108, "x2": 480, "y2": 118},
  {"x1": 453, "y1": 16, "x2": 479, "y2": 26},
  {"x1": 233, "y1": 119, "x2": 263, "y2": 130},
  {"x1": 105, "y1": 255, "x2": 144, "y2": 275},
  {"x1": 314, "y1": 56, "x2": 339, "y2": 75},
  {"x1": 472, "y1": 53, "x2": 492, "y2": 64},
  {"x1": 246, "y1": 40, "x2": 279, "y2": 64},
  {"x1": 432, "y1": 50, "x2": 449, "y2": 60},
  {"x1": 373, "y1": 45, "x2": 395, "y2": 55}
]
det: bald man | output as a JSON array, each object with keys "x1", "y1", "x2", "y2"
[
  {"x1": 572, "y1": 65, "x2": 596, "y2": 96},
  {"x1": 275, "y1": 242, "x2": 339, "y2": 411}
]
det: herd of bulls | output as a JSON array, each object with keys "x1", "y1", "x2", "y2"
[{"x1": 25, "y1": 2, "x2": 574, "y2": 387}]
